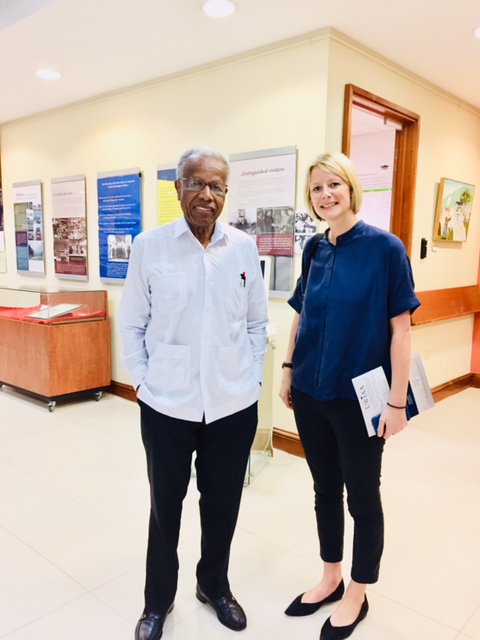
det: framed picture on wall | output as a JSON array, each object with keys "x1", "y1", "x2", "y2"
[{"x1": 433, "y1": 178, "x2": 475, "y2": 242}]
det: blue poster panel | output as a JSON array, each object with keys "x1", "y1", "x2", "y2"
[{"x1": 98, "y1": 172, "x2": 142, "y2": 281}]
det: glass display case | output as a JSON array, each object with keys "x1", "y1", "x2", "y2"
[
  {"x1": 0, "y1": 287, "x2": 107, "y2": 323},
  {"x1": 0, "y1": 287, "x2": 111, "y2": 410}
]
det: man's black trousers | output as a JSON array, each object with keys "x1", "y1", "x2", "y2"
[{"x1": 139, "y1": 400, "x2": 258, "y2": 613}]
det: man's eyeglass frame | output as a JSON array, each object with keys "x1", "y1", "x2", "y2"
[{"x1": 180, "y1": 177, "x2": 228, "y2": 197}]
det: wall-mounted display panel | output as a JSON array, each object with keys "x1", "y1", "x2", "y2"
[
  {"x1": 52, "y1": 175, "x2": 88, "y2": 280},
  {"x1": 12, "y1": 181, "x2": 45, "y2": 275},
  {"x1": 97, "y1": 169, "x2": 142, "y2": 282},
  {"x1": 228, "y1": 146, "x2": 297, "y2": 298}
]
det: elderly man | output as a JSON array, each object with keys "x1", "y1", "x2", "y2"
[{"x1": 119, "y1": 148, "x2": 268, "y2": 640}]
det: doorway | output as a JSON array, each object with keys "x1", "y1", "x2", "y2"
[{"x1": 342, "y1": 84, "x2": 420, "y2": 255}]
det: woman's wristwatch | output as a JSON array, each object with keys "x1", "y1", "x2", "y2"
[{"x1": 281, "y1": 362, "x2": 293, "y2": 369}]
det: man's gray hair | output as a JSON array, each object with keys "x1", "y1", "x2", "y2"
[{"x1": 176, "y1": 148, "x2": 229, "y2": 180}]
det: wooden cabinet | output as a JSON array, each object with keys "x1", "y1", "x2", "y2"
[{"x1": 0, "y1": 288, "x2": 111, "y2": 409}]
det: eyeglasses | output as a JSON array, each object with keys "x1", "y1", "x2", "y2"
[{"x1": 181, "y1": 177, "x2": 228, "y2": 197}]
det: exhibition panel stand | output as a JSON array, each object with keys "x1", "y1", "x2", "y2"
[{"x1": 245, "y1": 332, "x2": 275, "y2": 485}]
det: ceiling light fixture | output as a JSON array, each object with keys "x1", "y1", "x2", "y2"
[
  {"x1": 202, "y1": 0, "x2": 237, "y2": 18},
  {"x1": 36, "y1": 69, "x2": 61, "y2": 80},
  {"x1": 474, "y1": 27, "x2": 480, "y2": 39}
]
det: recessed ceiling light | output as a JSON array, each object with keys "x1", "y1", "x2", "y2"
[
  {"x1": 36, "y1": 69, "x2": 61, "y2": 80},
  {"x1": 474, "y1": 27, "x2": 480, "y2": 39},
  {"x1": 202, "y1": 0, "x2": 237, "y2": 18}
]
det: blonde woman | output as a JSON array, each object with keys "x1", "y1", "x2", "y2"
[{"x1": 280, "y1": 152, "x2": 420, "y2": 640}]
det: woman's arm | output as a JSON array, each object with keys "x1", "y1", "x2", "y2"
[
  {"x1": 279, "y1": 311, "x2": 300, "y2": 409},
  {"x1": 377, "y1": 310, "x2": 411, "y2": 439}
]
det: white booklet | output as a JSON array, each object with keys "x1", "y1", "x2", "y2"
[{"x1": 352, "y1": 352, "x2": 435, "y2": 437}]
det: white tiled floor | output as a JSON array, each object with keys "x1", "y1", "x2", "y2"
[{"x1": 1, "y1": 385, "x2": 479, "y2": 639}]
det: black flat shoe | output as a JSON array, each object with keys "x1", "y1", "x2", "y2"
[
  {"x1": 320, "y1": 596, "x2": 368, "y2": 640},
  {"x1": 285, "y1": 579, "x2": 345, "y2": 616},
  {"x1": 196, "y1": 584, "x2": 247, "y2": 631},
  {"x1": 134, "y1": 603, "x2": 174, "y2": 640}
]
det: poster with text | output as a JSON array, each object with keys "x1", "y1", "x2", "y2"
[
  {"x1": 157, "y1": 166, "x2": 182, "y2": 225},
  {"x1": 228, "y1": 147, "x2": 296, "y2": 298},
  {"x1": 13, "y1": 181, "x2": 45, "y2": 275},
  {"x1": 0, "y1": 187, "x2": 5, "y2": 270},
  {"x1": 51, "y1": 176, "x2": 88, "y2": 280},
  {"x1": 97, "y1": 171, "x2": 142, "y2": 281}
]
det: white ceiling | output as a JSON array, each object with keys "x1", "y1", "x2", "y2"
[{"x1": 1, "y1": 0, "x2": 480, "y2": 126}]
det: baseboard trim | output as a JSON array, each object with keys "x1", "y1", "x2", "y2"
[
  {"x1": 430, "y1": 373, "x2": 474, "y2": 402},
  {"x1": 470, "y1": 373, "x2": 480, "y2": 388},
  {"x1": 272, "y1": 428, "x2": 305, "y2": 458},
  {"x1": 111, "y1": 373, "x2": 479, "y2": 459},
  {"x1": 110, "y1": 380, "x2": 137, "y2": 402}
]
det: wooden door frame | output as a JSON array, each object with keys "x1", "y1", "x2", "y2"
[{"x1": 342, "y1": 84, "x2": 420, "y2": 256}]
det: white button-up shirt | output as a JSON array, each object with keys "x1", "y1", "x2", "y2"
[{"x1": 118, "y1": 217, "x2": 268, "y2": 423}]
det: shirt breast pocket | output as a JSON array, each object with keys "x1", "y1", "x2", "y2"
[
  {"x1": 149, "y1": 272, "x2": 187, "y2": 314},
  {"x1": 227, "y1": 275, "x2": 248, "y2": 320}
]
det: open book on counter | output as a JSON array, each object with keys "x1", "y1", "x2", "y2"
[{"x1": 26, "y1": 303, "x2": 85, "y2": 320}]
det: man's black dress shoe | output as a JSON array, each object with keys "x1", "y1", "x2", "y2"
[
  {"x1": 285, "y1": 579, "x2": 344, "y2": 616},
  {"x1": 134, "y1": 603, "x2": 174, "y2": 640},
  {"x1": 196, "y1": 584, "x2": 247, "y2": 631},
  {"x1": 320, "y1": 596, "x2": 368, "y2": 640}
]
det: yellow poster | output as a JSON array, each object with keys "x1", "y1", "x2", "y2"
[{"x1": 157, "y1": 167, "x2": 182, "y2": 225}]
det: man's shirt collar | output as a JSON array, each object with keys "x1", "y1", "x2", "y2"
[{"x1": 174, "y1": 216, "x2": 228, "y2": 245}]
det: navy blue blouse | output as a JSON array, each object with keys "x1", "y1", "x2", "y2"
[{"x1": 288, "y1": 220, "x2": 420, "y2": 401}]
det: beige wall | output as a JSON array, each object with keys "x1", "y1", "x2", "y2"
[{"x1": 1, "y1": 30, "x2": 479, "y2": 431}]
